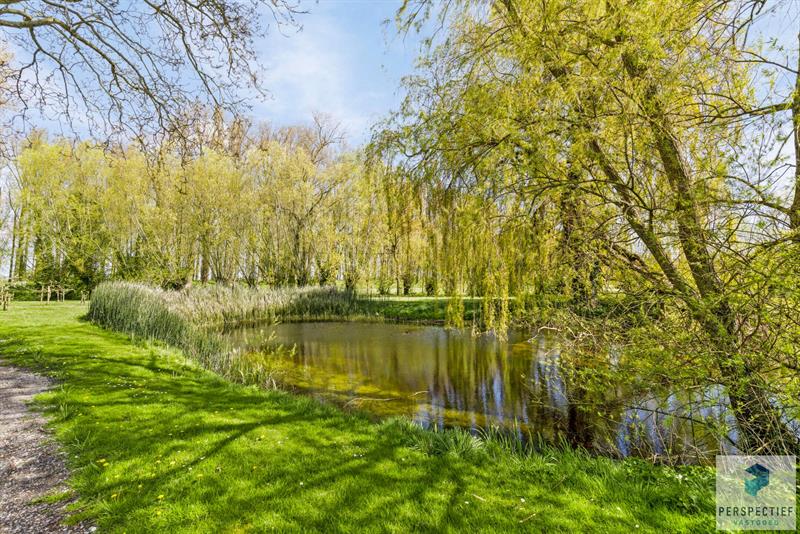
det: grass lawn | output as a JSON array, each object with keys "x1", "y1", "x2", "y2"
[
  {"x1": 0, "y1": 302, "x2": 715, "y2": 533},
  {"x1": 351, "y1": 296, "x2": 481, "y2": 324}
]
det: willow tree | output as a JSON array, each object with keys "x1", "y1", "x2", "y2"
[
  {"x1": 15, "y1": 138, "x2": 113, "y2": 288},
  {"x1": 389, "y1": 0, "x2": 800, "y2": 453}
]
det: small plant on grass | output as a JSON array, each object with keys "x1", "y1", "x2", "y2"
[
  {"x1": 408, "y1": 424, "x2": 484, "y2": 459},
  {"x1": 54, "y1": 385, "x2": 75, "y2": 421}
]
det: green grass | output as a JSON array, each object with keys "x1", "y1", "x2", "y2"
[
  {"x1": 344, "y1": 296, "x2": 483, "y2": 324},
  {"x1": 0, "y1": 302, "x2": 715, "y2": 533}
]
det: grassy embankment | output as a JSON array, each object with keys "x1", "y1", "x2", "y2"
[{"x1": 0, "y1": 302, "x2": 715, "y2": 532}]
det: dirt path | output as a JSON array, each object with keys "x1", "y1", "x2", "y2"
[{"x1": 0, "y1": 362, "x2": 93, "y2": 534}]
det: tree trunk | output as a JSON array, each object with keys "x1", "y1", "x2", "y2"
[
  {"x1": 14, "y1": 211, "x2": 27, "y2": 279},
  {"x1": 200, "y1": 238, "x2": 210, "y2": 283},
  {"x1": 636, "y1": 64, "x2": 798, "y2": 454},
  {"x1": 789, "y1": 32, "x2": 800, "y2": 234},
  {"x1": 8, "y1": 209, "x2": 16, "y2": 279}
]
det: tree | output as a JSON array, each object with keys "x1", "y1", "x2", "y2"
[
  {"x1": 249, "y1": 115, "x2": 345, "y2": 286},
  {"x1": 16, "y1": 137, "x2": 112, "y2": 288},
  {"x1": 386, "y1": 0, "x2": 799, "y2": 453},
  {"x1": 0, "y1": 0, "x2": 302, "y2": 137}
]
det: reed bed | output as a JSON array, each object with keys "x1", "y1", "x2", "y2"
[
  {"x1": 87, "y1": 281, "x2": 315, "y2": 387},
  {"x1": 164, "y1": 284, "x2": 360, "y2": 326}
]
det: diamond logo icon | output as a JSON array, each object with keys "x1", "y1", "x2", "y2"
[{"x1": 744, "y1": 463, "x2": 770, "y2": 497}]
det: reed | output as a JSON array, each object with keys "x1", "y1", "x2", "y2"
[
  {"x1": 89, "y1": 282, "x2": 193, "y2": 347},
  {"x1": 87, "y1": 282, "x2": 363, "y2": 386},
  {"x1": 88, "y1": 282, "x2": 293, "y2": 387},
  {"x1": 165, "y1": 284, "x2": 360, "y2": 326}
]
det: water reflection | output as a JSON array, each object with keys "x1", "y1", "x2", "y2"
[{"x1": 226, "y1": 321, "x2": 733, "y2": 463}]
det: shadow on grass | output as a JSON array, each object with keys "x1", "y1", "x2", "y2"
[{"x1": 0, "y1": 304, "x2": 715, "y2": 533}]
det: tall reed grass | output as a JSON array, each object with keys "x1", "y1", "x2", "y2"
[
  {"x1": 165, "y1": 284, "x2": 359, "y2": 326},
  {"x1": 87, "y1": 282, "x2": 303, "y2": 387}
]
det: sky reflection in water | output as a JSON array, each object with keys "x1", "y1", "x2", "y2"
[{"x1": 227, "y1": 322, "x2": 735, "y2": 463}]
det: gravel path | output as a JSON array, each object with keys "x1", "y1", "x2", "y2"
[{"x1": 0, "y1": 362, "x2": 93, "y2": 534}]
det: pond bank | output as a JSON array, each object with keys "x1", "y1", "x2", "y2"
[{"x1": 0, "y1": 303, "x2": 714, "y2": 532}]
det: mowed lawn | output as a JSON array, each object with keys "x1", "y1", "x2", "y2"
[{"x1": 0, "y1": 302, "x2": 715, "y2": 533}]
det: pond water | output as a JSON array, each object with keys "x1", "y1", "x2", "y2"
[{"x1": 225, "y1": 321, "x2": 737, "y2": 463}]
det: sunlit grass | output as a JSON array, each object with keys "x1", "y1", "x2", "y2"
[{"x1": 0, "y1": 302, "x2": 716, "y2": 532}]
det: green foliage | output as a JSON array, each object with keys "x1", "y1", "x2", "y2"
[
  {"x1": 5, "y1": 124, "x2": 406, "y2": 294},
  {"x1": 384, "y1": 0, "x2": 800, "y2": 454},
  {"x1": 6, "y1": 122, "x2": 546, "y2": 309},
  {"x1": 445, "y1": 295, "x2": 465, "y2": 329}
]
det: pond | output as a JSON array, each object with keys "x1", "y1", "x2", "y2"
[{"x1": 225, "y1": 321, "x2": 737, "y2": 463}]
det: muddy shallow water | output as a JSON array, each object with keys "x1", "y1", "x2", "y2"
[{"x1": 225, "y1": 321, "x2": 736, "y2": 463}]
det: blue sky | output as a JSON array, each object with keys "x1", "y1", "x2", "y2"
[
  {"x1": 253, "y1": 1, "x2": 422, "y2": 145},
  {"x1": 1, "y1": 1, "x2": 421, "y2": 146}
]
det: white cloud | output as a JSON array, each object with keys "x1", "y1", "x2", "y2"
[
  {"x1": 255, "y1": 10, "x2": 375, "y2": 141},
  {"x1": 251, "y1": 2, "x2": 419, "y2": 145}
]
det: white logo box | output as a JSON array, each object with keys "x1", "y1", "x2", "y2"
[{"x1": 716, "y1": 455, "x2": 796, "y2": 531}]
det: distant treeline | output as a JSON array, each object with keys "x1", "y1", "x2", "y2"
[{"x1": 0, "y1": 114, "x2": 559, "y2": 312}]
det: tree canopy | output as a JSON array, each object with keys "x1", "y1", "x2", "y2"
[
  {"x1": 0, "y1": 0, "x2": 302, "y2": 137},
  {"x1": 378, "y1": 0, "x2": 800, "y2": 453}
]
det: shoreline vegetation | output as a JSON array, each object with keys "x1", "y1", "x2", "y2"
[
  {"x1": 0, "y1": 302, "x2": 715, "y2": 532},
  {"x1": 88, "y1": 281, "x2": 510, "y2": 328},
  {"x1": 86, "y1": 281, "x2": 491, "y2": 392},
  {"x1": 85, "y1": 282, "x2": 619, "y2": 405}
]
